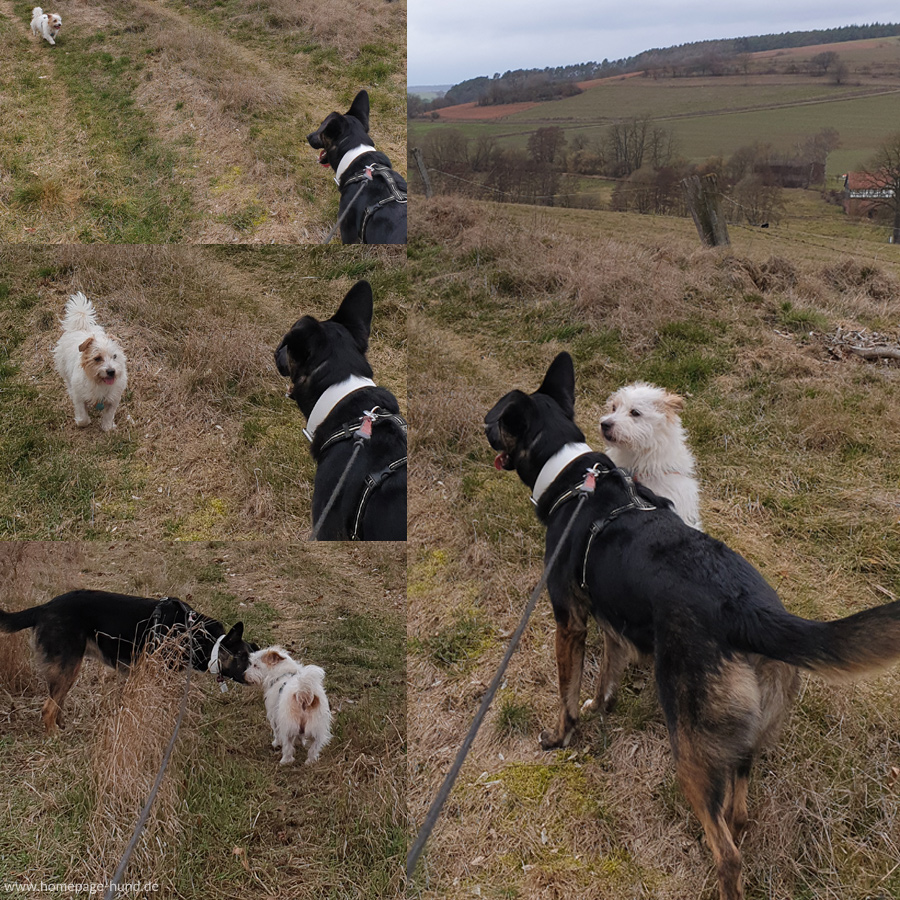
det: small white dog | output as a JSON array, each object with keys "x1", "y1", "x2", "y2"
[
  {"x1": 31, "y1": 8, "x2": 62, "y2": 45},
  {"x1": 244, "y1": 646, "x2": 332, "y2": 765},
  {"x1": 599, "y1": 382, "x2": 702, "y2": 529},
  {"x1": 53, "y1": 292, "x2": 128, "y2": 432}
]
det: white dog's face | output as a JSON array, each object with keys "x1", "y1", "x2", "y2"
[
  {"x1": 78, "y1": 334, "x2": 124, "y2": 388},
  {"x1": 48, "y1": 13, "x2": 62, "y2": 33},
  {"x1": 244, "y1": 646, "x2": 296, "y2": 685},
  {"x1": 600, "y1": 382, "x2": 684, "y2": 453}
]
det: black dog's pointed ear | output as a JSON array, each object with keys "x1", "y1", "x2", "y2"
[
  {"x1": 347, "y1": 90, "x2": 370, "y2": 132},
  {"x1": 536, "y1": 352, "x2": 576, "y2": 420},
  {"x1": 330, "y1": 280, "x2": 373, "y2": 352},
  {"x1": 223, "y1": 622, "x2": 244, "y2": 645}
]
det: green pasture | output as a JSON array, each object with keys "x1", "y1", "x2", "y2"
[{"x1": 413, "y1": 69, "x2": 900, "y2": 178}]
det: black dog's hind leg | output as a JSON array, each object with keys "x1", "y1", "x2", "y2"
[
  {"x1": 40, "y1": 658, "x2": 83, "y2": 733},
  {"x1": 34, "y1": 628, "x2": 88, "y2": 734},
  {"x1": 540, "y1": 605, "x2": 588, "y2": 750}
]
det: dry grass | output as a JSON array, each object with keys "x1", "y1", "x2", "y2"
[
  {"x1": 87, "y1": 636, "x2": 199, "y2": 886},
  {"x1": 408, "y1": 196, "x2": 900, "y2": 899},
  {"x1": 0, "y1": 540, "x2": 406, "y2": 897},
  {"x1": 0, "y1": 244, "x2": 406, "y2": 540}
]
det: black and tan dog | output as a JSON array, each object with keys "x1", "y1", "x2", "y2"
[
  {"x1": 0, "y1": 590, "x2": 255, "y2": 733},
  {"x1": 307, "y1": 90, "x2": 407, "y2": 244},
  {"x1": 275, "y1": 280, "x2": 406, "y2": 541},
  {"x1": 484, "y1": 351, "x2": 900, "y2": 900}
]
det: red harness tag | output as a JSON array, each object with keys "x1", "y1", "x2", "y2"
[
  {"x1": 581, "y1": 464, "x2": 602, "y2": 493},
  {"x1": 359, "y1": 416, "x2": 373, "y2": 438}
]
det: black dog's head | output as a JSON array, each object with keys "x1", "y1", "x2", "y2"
[
  {"x1": 210, "y1": 621, "x2": 257, "y2": 685},
  {"x1": 152, "y1": 598, "x2": 257, "y2": 684},
  {"x1": 274, "y1": 280, "x2": 375, "y2": 416},
  {"x1": 484, "y1": 352, "x2": 586, "y2": 490},
  {"x1": 307, "y1": 90, "x2": 371, "y2": 171}
]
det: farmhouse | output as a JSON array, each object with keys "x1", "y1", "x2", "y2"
[{"x1": 843, "y1": 171, "x2": 895, "y2": 218}]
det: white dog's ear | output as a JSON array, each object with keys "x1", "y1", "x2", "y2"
[
  {"x1": 663, "y1": 391, "x2": 684, "y2": 417},
  {"x1": 262, "y1": 649, "x2": 287, "y2": 666},
  {"x1": 78, "y1": 336, "x2": 95, "y2": 353}
]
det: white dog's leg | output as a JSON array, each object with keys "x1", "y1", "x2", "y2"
[
  {"x1": 72, "y1": 395, "x2": 91, "y2": 428},
  {"x1": 99, "y1": 397, "x2": 119, "y2": 432},
  {"x1": 279, "y1": 732, "x2": 296, "y2": 765},
  {"x1": 304, "y1": 734, "x2": 326, "y2": 764}
]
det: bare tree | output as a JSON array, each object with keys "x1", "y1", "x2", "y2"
[
  {"x1": 527, "y1": 127, "x2": 567, "y2": 166},
  {"x1": 605, "y1": 117, "x2": 675, "y2": 177},
  {"x1": 863, "y1": 132, "x2": 900, "y2": 243},
  {"x1": 729, "y1": 174, "x2": 785, "y2": 226}
]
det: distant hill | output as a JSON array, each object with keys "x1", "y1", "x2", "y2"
[
  {"x1": 443, "y1": 22, "x2": 900, "y2": 106},
  {"x1": 409, "y1": 84, "x2": 453, "y2": 99}
]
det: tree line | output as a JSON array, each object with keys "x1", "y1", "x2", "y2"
[
  {"x1": 410, "y1": 121, "x2": 841, "y2": 226},
  {"x1": 409, "y1": 22, "x2": 900, "y2": 114}
]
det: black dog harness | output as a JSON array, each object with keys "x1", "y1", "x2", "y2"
[
  {"x1": 316, "y1": 406, "x2": 408, "y2": 540},
  {"x1": 541, "y1": 462, "x2": 659, "y2": 589},
  {"x1": 342, "y1": 164, "x2": 407, "y2": 243}
]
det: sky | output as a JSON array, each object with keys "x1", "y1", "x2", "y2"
[{"x1": 408, "y1": 1, "x2": 899, "y2": 87}]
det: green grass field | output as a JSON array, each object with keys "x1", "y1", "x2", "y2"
[
  {"x1": 411, "y1": 37, "x2": 900, "y2": 177},
  {"x1": 0, "y1": 0, "x2": 406, "y2": 243},
  {"x1": 407, "y1": 194, "x2": 900, "y2": 900}
]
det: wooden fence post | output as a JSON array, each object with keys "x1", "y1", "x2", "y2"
[
  {"x1": 682, "y1": 174, "x2": 729, "y2": 247},
  {"x1": 412, "y1": 148, "x2": 433, "y2": 199}
]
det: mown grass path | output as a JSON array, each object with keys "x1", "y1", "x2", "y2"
[{"x1": 0, "y1": 0, "x2": 406, "y2": 242}]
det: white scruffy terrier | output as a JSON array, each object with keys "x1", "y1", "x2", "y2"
[
  {"x1": 31, "y1": 8, "x2": 62, "y2": 44},
  {"x1": 244, "y1": 646, "x2": 332, "y2": 765},
  {"x1": 53, "y1": 292, "x2": 128, "y2": 432},
  {"x1": 600, "y1": 382, "x2": 702, "y2": 529}
]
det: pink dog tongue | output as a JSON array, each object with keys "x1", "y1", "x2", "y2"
[
  {"x1": 318, "y1": 149, "x2": 330, "y2": 167},
  {"x1": 494, "y1": 452, "x2": 508, "y2": 470},
  {"x1": 102, "y1": 376, "x2": 115, "y2": 384}
]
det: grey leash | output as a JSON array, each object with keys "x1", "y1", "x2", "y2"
[
  {"x1": 103, "y1": 619, "x2": 196, "y2": 900},
  {"x1": 321, "y1": 172, "x2": 372, "y2": 244},
  {"x1": 406, "y1": 492, "x2": 589, "y2": 882},
  {"x1": 310, "y1": 440, "x2": 365, "y2": 541}
]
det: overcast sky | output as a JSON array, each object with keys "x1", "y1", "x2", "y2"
[{"x1": 408, "y1": 1, "x2": 899, "y2": 86}]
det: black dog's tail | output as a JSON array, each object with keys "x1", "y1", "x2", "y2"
[
  {"x1": 730, "y1": 600, "x2": 900, "y2": 681},
  {"x1": 0, "y1": 607, "x2": 40, "y2": 634}
]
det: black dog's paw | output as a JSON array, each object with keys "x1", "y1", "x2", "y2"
[{"x1": 539, "y1": 728, "x2": 570, "y2": 751}]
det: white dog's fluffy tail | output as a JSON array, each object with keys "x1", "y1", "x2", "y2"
[
  {"x1": 61, "y1": 292, "x2": 98, "y2": 333},
  {"x1": 32, "y1": 7, "x2": 43, "y2": 16}
]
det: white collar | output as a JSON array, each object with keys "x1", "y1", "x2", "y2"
[
  {"x1": 207, "y1": 634, "x2": 226, "y2": 674},
  {"x1": 334, "y1": 144, "x2": 377, "y2": 185},
  {"x1": 531, "y1": 442, "x2": 594, "y2": 505},
  {"x1": 303, "y1": 375, "x2": 376, "y2": 442}
]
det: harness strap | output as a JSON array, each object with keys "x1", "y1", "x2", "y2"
[
  {"x1": 580, "y1": 471, "x2": 657, "y2": 588},
  {"x1": 343, "y1": 165, "x2": 407, "y2": 243},
  {"x1": 319, "y1": 409, "x2": 408, "y2": 454},
  {"x1": 350, "y1": 456, "x2": 407, "y2": 540}
]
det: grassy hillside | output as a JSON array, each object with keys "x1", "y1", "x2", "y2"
[
  {"x1": 0, "y1": 245, "x2": 406, "y2": 540},
  {"x1": 407, "y1": 195, "x2": 900, "y2": 899},
  {"x1": 411, "y1": 37, "x2": 900, "y2": 176},
  {"x1": 0, "y1": 540, "x2": 406, "y2": 898},
  {"x1": 0, "y1": 0, "x2": 406, "y2": 243}
]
